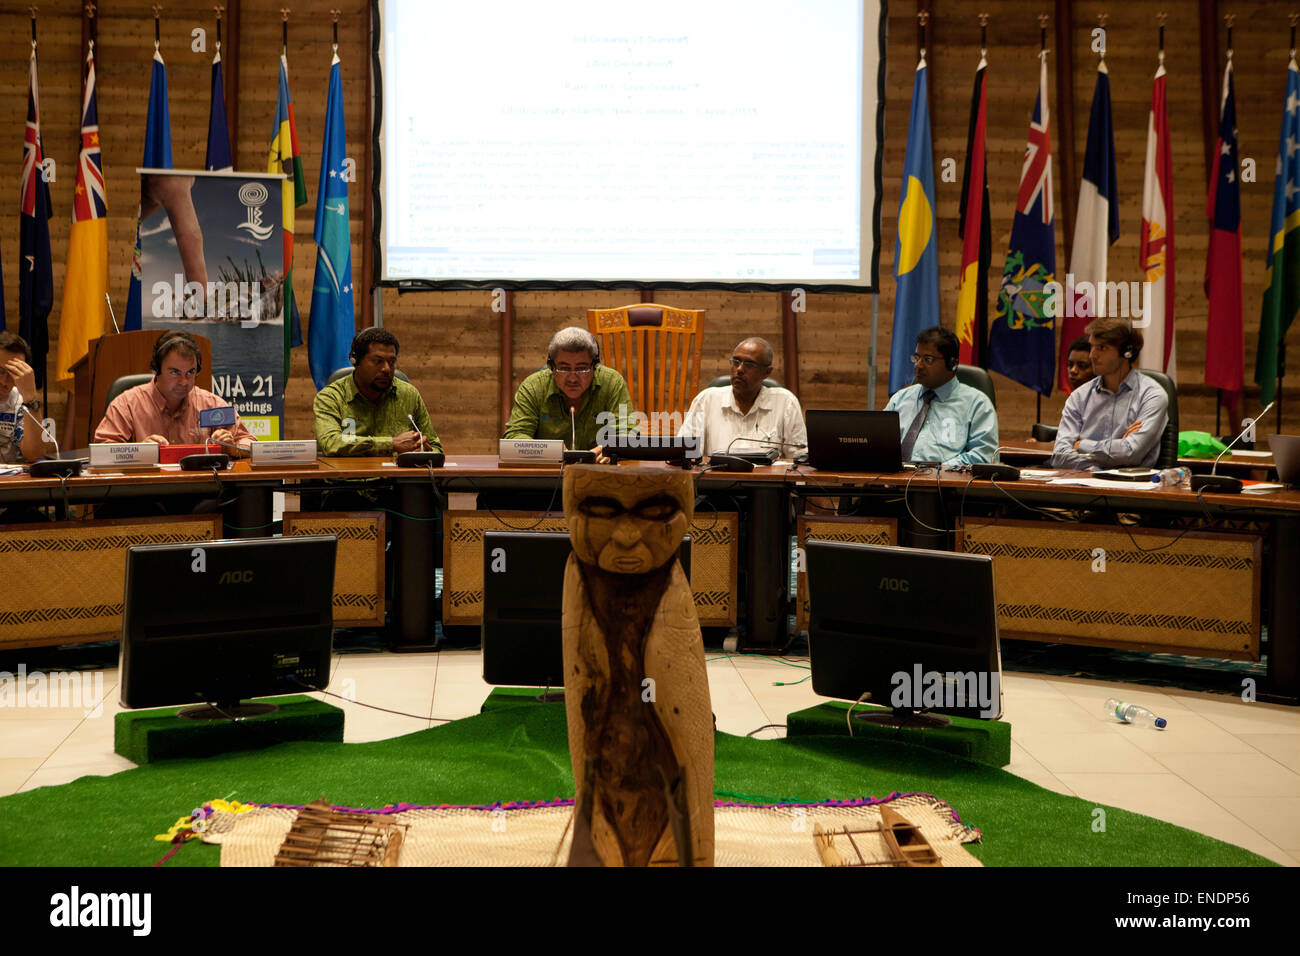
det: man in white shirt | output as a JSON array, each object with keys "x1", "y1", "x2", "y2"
[{"x1": 678, "y1": 337, "x2": 806, "y2": 457}]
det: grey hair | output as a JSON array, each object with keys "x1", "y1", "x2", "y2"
[
  {"x1": 737, "y1": 337, "x2": 774, "y2": 368},
  {"x1": 547, "y1": 327, "x2": 601, "y2": 366}
]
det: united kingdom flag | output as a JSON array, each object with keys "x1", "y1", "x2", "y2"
[{"x1": 18, "y1": 49, "x2": 53, "y2": 387}]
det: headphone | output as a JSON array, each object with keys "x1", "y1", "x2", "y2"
[
  {"x1": 149, "y1": 330, "x2": 203, "y2": 375},
  {"x1": 1120, "y1": 335, "x2": 1138, "y2": 362},
  {"x1": 945, "y1": 351, "x2": 960, "y2": 372}
]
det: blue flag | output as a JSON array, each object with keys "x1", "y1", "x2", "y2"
[
  {"x1": 126, "y1": 51, "x2": 174, "y2": 331},
  {"x1": 889, "y1": 59, "x2": 940, "y2": 396},
  {"x1": 205, "y1": 48, "x2": 233, "y2": 171},
  {"x1": 19, "y1": 50, "x2": 54, "y2": 387},
  {"x1": 989, "y1": 52, "x2": 1057, "y2": 396},
  {"x1": 1256, "y1": 58, "x2": 1300, "y2": 406},
  {"x1": 308, "y1": 56, "x2": 354, "y2": 391}
]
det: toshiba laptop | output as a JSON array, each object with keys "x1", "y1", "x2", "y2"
[{"x1": 805, "y1": 410, "x2": 903, "y2": 472}]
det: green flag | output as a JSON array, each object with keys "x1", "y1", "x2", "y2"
[{"x1": 1256, "y1": 57, "x2": 1300, "y2": 406}]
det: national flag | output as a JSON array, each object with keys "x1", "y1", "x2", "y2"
[
  {"x1": 890, "y1": 57, "x2": 939, "y2": 396},
  {"x1": 205, "y1": 45, "x2": 233, "y2": 171},
  {"x1": 955, "y1": 54, "x2": 991, "y2": 368},
  {"x1": 19, "y1": 47, "x2": 53, "y2": 388},
  {"x1": 1204, "y1": 58, "x2": 1244, "y2": 406},
  {"x1": 1059, "y1": 62, "x2": 1119, "y2": 392},
  {"x1": 308, "y1": 54, "x2": 355, "y2": 391},
  {"x1": 1256, "y1": 56, "x2": 1300, "y2": 408},
  {"x1": 1139, "y1": 56, "x2": 1175, "y2": 379},
  {"x1": 989, "y1": 52, "x2": 1057, "y2": 396},
  {"x1": 269, "y1": 52, "x2": 308, "y2": 376},
  {"x1": 125, "y1": 50, "x2": 174, "y2": 331},
  {"x1": 54, "y1": 46, "x2": 109, "y2": 384}
]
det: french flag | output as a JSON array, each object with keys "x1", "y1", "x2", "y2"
[{"x1": 1060, "y1": 61, "x2": 1119, "y2": 392}]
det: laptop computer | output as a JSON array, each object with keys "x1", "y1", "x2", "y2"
[
  {"x1": 1267, "y1": 434, "x2": 1300, "y2": 485},
  {"x1": 804, "y1": 410, "x2": 903, "y2": 472}
]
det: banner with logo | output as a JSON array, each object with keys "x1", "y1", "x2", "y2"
[{"x1": 137, "y1": 168, "x2": 287, "y2": 439}]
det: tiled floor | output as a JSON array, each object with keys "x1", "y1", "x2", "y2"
[{"x1": 2, "y1": 650, "x2": 1298, "y2": 866}]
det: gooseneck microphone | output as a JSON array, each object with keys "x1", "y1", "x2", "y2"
[
  {"x1": 1190, "y1": 401, "x2": 1276, "y2": 494},
  {"x1": 105, "y1": 293, "x2": 121, "y2": 335},
  {"x1": 22, "y1": 404, "x2": 82, "y2": 478},
  {"x1": 562, "y1": 405, "x2": 596, "y2": 464},
  {"x1": 570, "y1": 405, "x2": 577, "y2": 449}
]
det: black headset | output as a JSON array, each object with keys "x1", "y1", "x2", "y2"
[
  {"x1": 149, "y1": 331, "x2": 203, "y2": 374},
  {"x1": 946, "y1": 350, "x2": 960, "y2": 372},
  {"x1": 1120, "y1": 334, "x2": 1138, "y2": 362}
]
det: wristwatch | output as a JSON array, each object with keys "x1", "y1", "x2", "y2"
[{"x1": 21, "y1": 399, "x2": 41, "y2": 413}]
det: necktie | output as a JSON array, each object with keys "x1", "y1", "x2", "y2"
[{"x1": 899, "y1": 389, "x2": 936, "y2": 461}]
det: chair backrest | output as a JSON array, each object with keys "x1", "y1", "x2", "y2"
[
  {"x1": 587, "y1": 304, "x2": 704, "y2": 433},
  {"x1": 707, "y1": 374, "x2": 783, "y2": 390},
  {"x1": 105, "y1": 373, "x2": 154, "y2": 408},
  {"x1": 326, "y1": 366, "x2": 410, "y2": 387},
  {"x1": 955, "y1": 364, "x2": 997, "y2": 410},
  {"x1": 1139, "y1": 369, "x2": 1179, "y2": 468}
]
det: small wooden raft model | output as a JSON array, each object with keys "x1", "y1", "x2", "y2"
[
  {"x1": 814, "y1": 805, "x2": 943, "y2": 867},
  {"x1": 274, "y1": 799, "x2": 407, "y2": 867}
]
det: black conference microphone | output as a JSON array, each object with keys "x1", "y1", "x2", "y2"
[
  {"x1": 395, "y1": 413, "x2": 444, "y2": 467},
  {"x1": 22, "y1": 405, "x2": 82, "y2": 478},
  {"x1": 562, "y1": 405, "x2": 596, "y2": 464},
  {"x1": 1190, "y1": 400, "x2": 1275, "y2": 494}
]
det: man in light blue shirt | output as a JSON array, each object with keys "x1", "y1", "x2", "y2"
[
  {"x1": 1051, "y1": 317, "x2": 1168, "y2": 471},
  {"x1": 884, "y1": 326, "x2": 998, "y2": 465}
]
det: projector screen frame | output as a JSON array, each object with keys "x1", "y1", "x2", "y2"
[{"x1": 369, "y1": 0, "x2": 887, "y2": 295}]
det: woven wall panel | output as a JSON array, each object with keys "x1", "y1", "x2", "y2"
[
  {"x1": 0, "y1": 515, "x2": 221, "y2": 646},
  {"x1": 442, "y1": 510, "x2": 738, "y2": 627},
  {"x1": 795, "y1": 516, "x2": 898, "y2": 632},
  {"x1": 282, "y1": 511, "x2": 385, "y2": 626},
  {"x1": 960, "y1": 519, "x2": 1261, "y2": 659}
]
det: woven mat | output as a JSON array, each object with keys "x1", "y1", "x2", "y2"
[{"x1": 199, "y1": 793, "x2": 983, "y2": 867}]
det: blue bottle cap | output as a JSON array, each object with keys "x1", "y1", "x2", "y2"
[{"x1": 1154, "y1": 717, "x2": 1167, "y2": 729}]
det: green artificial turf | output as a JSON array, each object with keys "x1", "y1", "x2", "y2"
[
  {"x1": 0, "y1": 702, "x2": 1275, "y2": 867},
  {"x1": 786, "y1": 702, "x2": 1013, "y2": 769}
]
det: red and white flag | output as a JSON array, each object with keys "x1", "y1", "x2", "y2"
[{"x1": 1139, "y1": 56, "x2": 1175, "y2": 378}]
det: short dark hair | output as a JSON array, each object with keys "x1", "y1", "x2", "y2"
[
  {"x1": 915, "y1": 325, "x2": 959, "y2": 369},
  {"x1": 1084, "y1": 317, "x2": 1141, "y2": 359},
  {"x1": 1067, "y1": 335, "x2": 1092, "y2": 356},
  {"x1": 0, "y1": 331, "x2": 30, "y2": 361},
  {"x1": 350, "y1": 327, "x2": 400, "y2": 362},
  {"x1": 150, "y1": 330, "x2": 202, "y2": 374}
]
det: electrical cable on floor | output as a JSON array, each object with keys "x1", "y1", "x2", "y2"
[{"x1": 286, "y1": 674, "x2": 453, "y2": 723}]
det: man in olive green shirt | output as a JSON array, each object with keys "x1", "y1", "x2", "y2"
[
  {"x1": 313, "y1": 328, "x2": 443, "y2": 456},
  {"x1": 503, "y1": 327, "x2": 636, "y2": 456}
]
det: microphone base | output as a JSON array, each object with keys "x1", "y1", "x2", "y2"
[
  {"x1": 395, "y1": 451, "x2": 445, "y2": 468},
  {"x1": 179, "y1": 454, "x2": 230, "y2": 472},
  {"x1": 562, "y1": 450, "x2": 597, "y2": 465},
  {"x1": 29, "y1": 458, "x2": 83, "y2": 478},
  {"x1": 971, "y1": 463, "x2": 1021, "y2": 481},
  {"x1": 1190, "y1": 474, "x2": 1243, "y2": 494},
  {"x1": 708, "y1": 454, "x2": 755, "y2": 473}
]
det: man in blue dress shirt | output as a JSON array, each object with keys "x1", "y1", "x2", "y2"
[
  {"x1": 884, "y1": 326, "x2": 998, "y2": 465},
  {"x1": 1050, "y1": 317, "x2": 1168, "y2": 471}
]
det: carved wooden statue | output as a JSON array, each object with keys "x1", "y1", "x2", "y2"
[{"x1": 561, "y1": 464, "x2": 714, "y2": 866}]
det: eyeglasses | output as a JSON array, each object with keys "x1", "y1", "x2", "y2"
[
  {"x1": 729, "y1": 357, "x2": 763, "y2": 371},
  {"x1": 552, "y1": 364, "x2": 594, "y2": 377},
  {"x1": 910, "y1": 353, "x2": 944, "y2": 367}
]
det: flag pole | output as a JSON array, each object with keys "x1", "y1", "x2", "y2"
[{"x1": 30, "y1": 7, "x2": 47, "y2": 411}]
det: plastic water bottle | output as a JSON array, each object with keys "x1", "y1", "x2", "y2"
[
  {"x1": 1105, "y1": 698, "x2": 1168, "y2": 730},
  {"x1": 1154, "y1": 467, "x2": 1190, "y2": 489}
]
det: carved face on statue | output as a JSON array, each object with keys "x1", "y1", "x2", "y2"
[{"x1": 563, "y1": 465, "x2": 694, "y2": 574}]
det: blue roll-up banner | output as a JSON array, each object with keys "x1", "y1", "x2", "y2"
[{"x1": 137, "y1": 168, "x2": 287, "y2": 440}]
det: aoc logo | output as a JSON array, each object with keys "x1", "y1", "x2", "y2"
[
  {"x1": 49, "y1": 886, "x2": 151, "y2": 936},
  {"x1": 218, "y1": 570, "x2": 254, "y2": 584},
  {"x1": 878, "y1": 577, "x2": 909, "y2": 592}
]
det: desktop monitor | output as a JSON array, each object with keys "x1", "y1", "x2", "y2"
[
  {"x1": 119, "y1": 535, "x2": 337, "y2": 719},
  {"x1": 482, "y1": 530, "x2": 691, "y2": 695},
  {"x1": 806, "y1": 541, "x2": 1002, "y2": 724}
]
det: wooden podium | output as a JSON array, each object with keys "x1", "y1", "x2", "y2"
[{"x1": 66, "y1": 330, "x2": 213, "y2": 448}]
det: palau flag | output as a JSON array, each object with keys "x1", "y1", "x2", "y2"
[
  {"x1": 1256, "y1": 55, "x2": 1300, "y2": 408},
  {"x1": 19, "y1": 46, "x2": 54, "y2": 388},
  {"x1": 1204, "y1": 57, "x2": 1244, "y2": 408},
  {"x1": 269, "y1": 52, "x2": 308, "y2": 373},
  {"x1": 205, "y1": 43, "x2": 233, "y2": 171},
  {"x1": 955, "y1": 53, "x2": 991, "y2": 368},
  {"x1": 308, "y1": 54, "x2": 354, "y2": 391},
  {"x1": 890, "y1": 56, "x2": 939, "y2": 396},
  {"x1": 989, "y1": 51, "x2": 1056, "y2": 396},
  {"x1": 125, "y1": 49, "x2": 173, "y2": 331},
  {"x1": 1060, "y1": 60, "x2": 1119, "y2": 393},
  {"x1": 1139, "y1": 53, "x2": 1175, "y2": 379},
  {"x1": 55, "y1": 45, "x2": 109, "y2": 385}
]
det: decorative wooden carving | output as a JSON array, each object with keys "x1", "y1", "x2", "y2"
[
  {"x1": 561, "y1": 465, "x2": 714, "y2": 866},
  {"x1": 274, "y1": 799, "x2": 406, "y2": 867}
]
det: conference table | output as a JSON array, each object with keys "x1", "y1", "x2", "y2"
[{"x1": 2, "y1": 455, "x2": 1297, "y2": 701}]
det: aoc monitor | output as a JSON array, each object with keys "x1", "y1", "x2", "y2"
[
  {"x1": 119, "y1": 535, "x2": 337, "y2": 719},
  {"x1": 806, "y1": 541, "x2": 1002, "y2": 724},
  {"x1": 482, "y1": 530, "x2": 691, "y2": 696}
]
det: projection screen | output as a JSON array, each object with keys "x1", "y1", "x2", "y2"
[{"x1": 373, "y1": 0, "x2": 886, "y2": 291}]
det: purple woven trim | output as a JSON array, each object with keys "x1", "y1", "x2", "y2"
[{"x1": 712, "y1": 791, "x2": 981, "y2": 838}]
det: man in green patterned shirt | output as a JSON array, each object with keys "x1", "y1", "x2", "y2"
[
  {"x1": 504, "y1": 327, "x2": 635, "y2": 460},
  {"x1": 313, "y1": 328, "x2": 443, "y2": 456}
]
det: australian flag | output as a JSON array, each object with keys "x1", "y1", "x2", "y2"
[{"x1": 19, "y1": 50, "x2": 53, "y2": 388}]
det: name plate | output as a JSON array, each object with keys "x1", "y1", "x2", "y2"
[
  {"x1": 498, "y1": 438, "x2": 564, "y2": 465},
  {"x1": 250, "y1": 440, "x2": 319, "y2": 466},
  {"x1": 89, "y1": 442, "x2": 160, "y2": 469}
]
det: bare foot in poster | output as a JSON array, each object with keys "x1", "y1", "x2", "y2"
[{"x1": 142, "y1": 174, "x2": 209, "y2": 296}]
